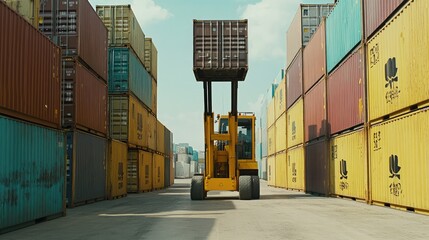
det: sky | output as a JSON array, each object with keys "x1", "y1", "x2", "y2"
[{"x1": 89, "y1": 0, "x2": 333, "y2": 151}]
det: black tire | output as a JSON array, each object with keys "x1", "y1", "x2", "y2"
[
  {"x1": 251, "y1": 176, "x2": 260, "y2": 199},
  {"x1": 190, "y1": 176, "x2": 204, "y2": 200},
  {"x1": 239, "y1": 176, "x2": 252, "y2": 200}
]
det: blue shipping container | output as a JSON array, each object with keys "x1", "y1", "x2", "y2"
[
  {"x1": 108, "y1": 47, "x2": 152, "y2": 109},
  {"x1": 0, "y1": 115, "x2": 65, "y2": 233},
  {"x1": 326, "y1": 0, "x2": 362, "y2": 73}
]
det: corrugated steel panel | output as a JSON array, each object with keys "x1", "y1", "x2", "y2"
[
  {"x1": 261, "y1": 157, "x2": 267, "y2": 180},
  {"x1": 267, "y1": 125, "x2": 276, "y2": 157},
  {"x1": 287, "y1": 145, "x2": 305, "y2": 191},
  {"x1": 164, "y1": 127, "x2": 171, "y2": 156},
  {"x1": 157, "y1": 120, "x2": 165, "y2": 154},
  {"x1": 267, "y1": 155, "x2": 276, "y2": 186},
  {"x1": 275, "y1": 152, "x2": 287, "y2": 188},
  {"x1": 275, "y1": 113, "x2": 286, "y2": 153},
  {"x1": 364, "y1": 0, "x2": 407, "y2": 40},
  {"x1": 305, "y1": 139, "x2": 329, "y2": 195},
  {"x1": 151, "y1": 78, "x2": 157, "y2": 116},
  {"x1": 303, "y1": 20, "x2": 325, "y2": 94},
  {"x1": 107, "y1": 140, "x2": 127, "y2": 199},
  {"x1": 193, "y1": 20, "x2": 248, "y2": 81},
  {"x1": 286, "y1": 50, "x2": 303, "y2": 109},
  {"x1": 39, "y1": 0, "x2": 108, "y2": 80},
  {"x1": 164, "y1": 157, "x2": 170, "y2": 188},
  {"x1": 127, "y1": 149, "x2": 153, "y2": 192},
  {"x1": 287, "y1": 98, "x2": 304, "y2": 149},
  {"x1": 327, "y1": 47, "x2": 365, "y2": 135},
  {"x1": 274, "y1": 77, "x2": 286, "y2": 120},
  {"x1": 66, "y1": 130, "x2": 106, "y2": 207},
  {"x1": 4, "y1": 0, "x2": 39, "y2": 28},
  {"x1": 267, "y1": 98, "x2": 275, "y2": 128},
  {"x1": 96, "y1": 5, "x2": 145, "y2": 64},
  {"x1": 62, "y1": 59, "x2": 107, "y2": 136},
  {"x1": 370, "y1": 107, "x2": 429, "y2": 211},
  {"x1": 0, "y1": 115, "x2": 65, "y2": 232},
  {"x1": 331, "y1": 129, "x2": 366, "y2": 200},
  {"x1": 326, "y1": 0, "x2": 362, "y2": 73},
  {"x1": 144, "y1": 38, "x2": 158, "y2": 80},
  {"x1": 286, "y1": 4, "x2": 333, "y2": 68},
  {"x1": 304, "y1": 78, "x2": 327, "y2": 142},
  {"x1": 175, "y1": 162, "x2": 190, "y2": 179},
  {"x1": 170, "y1": 155, "x2": 174, "y2": 185},
  {"x1": 0, "y1": 1, "x2": 61, "y2": 129},
  {"x1": 153, "y1": 154, "x2": 165, "y2": 189},
  {"x1": 367, "y1": 0, "x2": 429, "y2": 122},
  {"x1": 108, "y1": 47, "x2": 152, "y2": 109},
  {"x1": 147, "y1": 113, "x2": 157, "y2": 151}
]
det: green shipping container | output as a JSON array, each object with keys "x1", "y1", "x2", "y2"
[
  {"x1": 326, "y1": 0, "x2": 362, "y2": 73},
  {"x1": 108, "y1": 47, "x2": 152, "y2": 109},
  {"x1": 0, "y1": 115, "x2": 65, "y2": 233}
]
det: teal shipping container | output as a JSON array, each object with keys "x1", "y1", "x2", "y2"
[
  {"x1": 193, "y1": 150, "x2": 198, "y2": 161},
  {"x1": 326, "y1": 0, "x2": 362, "y2": 73},
  {"x1": 108, "y1": 47, "x2": 152, "y2": 109},
  {"x1": 0, "y1": 115, "x2": 65, "y2": 233}
]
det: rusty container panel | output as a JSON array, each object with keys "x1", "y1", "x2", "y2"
[
  {"x1": 267, "y1": 125, "x2": 276, "y2": 157},
  {"x1": 305, "y1": 139, "x2": 329, "y2": 195},
  {"x1": 0, "y1": 1, "x2": 61, "y2": 129},
  {"x1": 275, "y1": 152, "x2": 287, "y2": 188},
  {"x1": 267, "y1": 155, "x2": 276, "y2": 186},
  {"x1": 127, "y1": 149, "x2": 153, "y2": 193},
  {"x1": 327, "y1": 47, "x2": 365, "y2": 135},
  {"x1": 364, "y1": 0, "x2": 407, "y2": 40},
  {"x1": 62, "y1": 59, "x2": 107, "y2": 136},
  {"x1": 151, "y1": 78, "x2": 157, "y2": 116},
  {"x1": 304, "y1": 78, "x2": 327, "y2": 142},
  {"x1": 39, "y1": 0, "x2": 108, "y2": 81},
  {"x1": 330, "y1": 129, "x2": 367, "y2": 200},
  {"x1": 144, "y1": 38, "x2": 158, "y2": 80},
  {"x1": 157, "y1": 120, "x2": 165, "y2": 154},
  {"x1": 370, "y1": 107, "x2": 429, "y2": 211},
  {"x1": 107, "y1": 140, "x2": 127, "y2": 199},
  {"x1": 275, "y1": 113, "x2": 286, "y2": 154},
  {"x1": 286, "y1": 50, "x2": 303, "y2": 109},
  {"x1": 147, "y1": 113, "x2": 157, "y2": 151},
  {"x1": 287, "y1": 145, "x2": 305, "y2": 191},
  {"x1": 303, "y1": 20, "x2": 326, "y2": 94},
  {"x1": 287, "y1": 98, "x2": 304, "y2": 149},
  {"x1": 193, "y1": 20, "x2": 248, "y2": 81},
  {"x1": 267, "y1": 98, "x2": 275, "y2": 128},
  {"x1": 153, "y1": 153, "x2": 165, "y2": 189},
  {"x1": 367, "y1": 0, "x2": 429, "y2": 122},
  {"x1": 274, "y1": 77, "x2": 286, "y2": 120},
  {"x1": 4, "y1": 0, "x2": 40, "y2": 28}
]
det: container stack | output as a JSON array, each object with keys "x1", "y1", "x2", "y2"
[
  {"x1": 273, "y1": 76, "x2": 287, "y2": 188},
  {"x1": 0, "y1": 2, "x2": 65, "y2": 232},
  {"x1": 174, "y1": 144, "x2": 199, "y2": 179},
  {"x1": 39, "y1": 0, "x2": 109, "y2": 207}
]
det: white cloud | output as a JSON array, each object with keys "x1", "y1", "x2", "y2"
[{"x1": 131, "y1": 0, "x2": 172, "y2": 28}]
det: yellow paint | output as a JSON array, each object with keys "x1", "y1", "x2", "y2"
[
  {"x1": 147, "y1": 113, "x2": 157, "y2": 151},
  {"x1": 107, "y1": 140, "x2": 128, "y2": 199},
  {"x1": 287, "y1": 145, "x2": 305, "y2": 191},
  {"x1": 267, "y1": 125, "x2": 276, "y2": 156},
  {"x1": 287, "y1": 98, "x2": 304, "y2": 148},
  {"x1": 152, "y1": 153, "x2": 165, "y2": 189},
  {"x1": 275, "y1": 152, "x2": 287, "y2": 188},
  {"x1": 367, "y1": 0, "x2": 429, "y2": 121},
  {"x1": 238, "y1": 161, "x2": 258, "y2": 170},
  {"x1": 139, "y1": 151, "x2": 153, "y2": 191},
  {"x1": 267, "y1": 155, "x2": 276, "y2": 186},
  {"x1": 330, "y1": 129, "x2": 367, "y2": 200},
  {"x1": 370, "y1": 107, "x2": 429, "y2": 211},
  {"x1": 267, "y1": 98, "x2": 276, "y2": 128},
  {"x1": 275, "y1": 113, "x2": 286, "y2": 153},
  {"x1": 4, "y1": 0, "x2": 40, "y2": 28},
  {"x1": 274, "y1": 78, "x2": 286, "y2": 120},
  {"x1": 156, "y1": 120, "x2": 165, "y2": 153},
  {"x1": 205, "y1": 178, "x2": 236, "y2": 191}
]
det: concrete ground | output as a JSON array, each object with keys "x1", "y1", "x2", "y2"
[{"x1": 1, "y1": 178, "x2": 429, "y2": 240}]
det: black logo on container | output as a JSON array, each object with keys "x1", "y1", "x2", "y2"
[
  {"x1": 389, "y1": 154, "x2": 401, "y2": 179},
  {"x1": 291, "y1": 121, "x2": 296, "y2": 140},
  {"x1": 384, "y1": 57, "x2": 400, "y2": 103},
  {"x1": 292, "y1": 162, "x2": 297, "y2": 183},
  {"x1": 340, "y1": 160, "x2": 348, "y2": 179}
]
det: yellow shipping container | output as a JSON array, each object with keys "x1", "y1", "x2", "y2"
[
  {"x1": 275, "y1": 152, "x2": 287, "y2": 188},
  {"x1": 275, "y1": 113, "x2": 286, "y2": 153},
  {"x1": 170, "y1": 155, "x2": 174, "y2": 186},
  {"x1": 156, "y1": 120, "x2": 165, "y2": 154},
  {"x1": 4, "y1": 0, "x2": 40, "y2": 28},
  {"x1": 153, "y1": 153, "x2": 165, "y2": 189},
  {"x1": 370, "y1": 107, "x2": 429, "y2": 211},
  {"x1": 107, "y1": 140, "x2": 128, "y2": 199},
  {"x1": 287, "y1": 98, "x2": 304, "y2": 148},
  {"x1": 127, "y1": 149, "x2": 153, "y2": 192},
  {"x1": 330, "y1": 129, "x2": 367, "y2": 200},
  {"x1": 267, "y1": 125, "x2": 276, "y2": 156},
  {"x1": 147, "y1": 113, "x2": 157, "y2": 151},
  {"x1": 151, "y1": 78, "x2": 157, "y2": 116},
  {"x1": 267, "y1": 98, "x2": 275, "y2": 128},
  {"x1": 287, "y1": 145, "x2": 305, "y2": 191},
  {"x1": 367, "y1": 0, "x2": 429, "y2": 122},
  {"x1": 144, "y1": 38, "x2": 158, "y2": 80},
  {"x1": 274, "y1": 77, "x2": 286, "y2": 120},
  {"x1": 267, "y1": 155, "x2": 276, "y2": 186}
]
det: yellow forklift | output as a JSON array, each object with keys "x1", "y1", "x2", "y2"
[{"x1": 191, "y1": 19, "x2": 259, "y2": 200}]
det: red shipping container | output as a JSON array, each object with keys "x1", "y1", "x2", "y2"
[
  {"x1": 303, "y1": 20, "x2": 326, "y2": 94},
  {"x1": 62, "y1": 59, "x2": 107, "y2": 136},
  {"x1": 0, "y1": 1, "x2": 61, "y2": 129},
  {"x1": 304, "y1": 78, "x2": 326, "y2": 142},
  {"x1": 327, "y1": 47, "x2": 365, "y2": 135},
  {"x1": 305, "y1": 139, "x2": 329, "y2": 195},
  {"x1": 364, "y1": 0, "x2": 407, "y2": 40},
  {"x1": 286, "y1": 49, "x2": 303, "y2": 109},
  {"x1": 39, "y1": 0, "x2": 108, "y2": 81}
]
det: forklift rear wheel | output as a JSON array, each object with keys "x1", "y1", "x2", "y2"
[
  {"x1": 191, "y1": 176, "x2": 205, "y2": 200},
  {"x1": 239, "y1": 176, "x2": 252, "y2": 200},
  {"x1": 251, "y1": 176, "x2": 260, "y2": 199}
]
